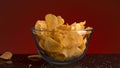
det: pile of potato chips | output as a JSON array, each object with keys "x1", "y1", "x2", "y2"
[{"x1": 34, "y1": 14, "x2": 92, "y2": 61}]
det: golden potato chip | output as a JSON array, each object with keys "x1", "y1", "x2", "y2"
[
  {"x1": 52, "y1": 32, "x2": 64, "y2": 43},
  {"x1": 36, "y1": 33, "x2": 47, "y2": 40},
  {"x1": 57, "y1": 16, "x2": 64, "y2": 26},
  {"x1": 79, "y1": 38, "x2": 87, "y2": 52},
  {"x1": 66, "y1": 47, "x2": 82, "y2": 58},
  {"x1": 34, "y1": 20, "x2": 47, "y2": 37},
  {"x1": 44, "y1": 37, "x2": 62, "y2": 52},
  {"x1": 61, "y1": 31, "x2": 83, "y2": 48},
  {"x1": 54, "y1": 46, "x2": 83, "y2": 60},
  {"x1": 45, "y1": 14, "x2": 59, "y2": 30},
  {"x1": 35, "y1": 20, "x2": 47, "y2": 30},
  {"x1": 56, "y1": 24, "x2": 71, "y2": 31},
  {"x1": 47, "y1": 52, "x2": 67, "y2": 61},
  {"x1": 38, "y1": 39, "x2": 45, "y2": 50},
  {"x1": 0, "y1": 51, "x2": 13, "y2": 60},
  {"x1": 71, "y1": 21, "x2": 86, "y2": 30}
]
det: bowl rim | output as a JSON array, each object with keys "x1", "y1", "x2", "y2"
[{"x1": 31, "y1": 27, "x2": 93, "y2": 32}]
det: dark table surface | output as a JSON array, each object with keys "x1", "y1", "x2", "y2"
[{"x1": 0, "y1": 54, "x2": 120, "y2": 68}]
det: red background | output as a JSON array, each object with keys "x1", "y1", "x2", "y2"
[{"x1": 0, "y1": 0, "x2": 120, "y2": 54}]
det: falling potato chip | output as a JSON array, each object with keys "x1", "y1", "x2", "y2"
[{"x1": 34, "y1": 14, "x2": 92, "y2": 61}]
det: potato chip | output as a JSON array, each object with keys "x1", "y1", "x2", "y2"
[
  {"x1": 79, "y1": 38, "x2": 87, "y2": 52},
  {"x1": 38, "y1": 39, "x2": 45, "y2": 50},
  {"x1": 44, "y1": 37, "x2": 62, "y2": 52},
  {"x1": 45, "y1": 14, "x2": 59, "y2": 30},
  {"x1": 71, "y1": 21, "x2": 86, "y2": 30},
  {"x1": 0, "y1": 51, "x2": 13, "y2": 60},
  {"x1": 35, "y1": 20, "x2": 47, "y2": 30},
  {"x1": 48, "y1": 52, "x2": 67, "y2": 61},
  {"x1": 63, "y1": 31, "x2": 84, "y2": 48},
  {"x1": 52, "y1": 32, "x2": 64, "y2": 43},
  {"x1": 66, "y1": 47, "x2": 82, "y2": 58},
  {"x1": 57, "y1": 16, "x2": 64, "y2": 26}
]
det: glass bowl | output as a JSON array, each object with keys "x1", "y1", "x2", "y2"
[{"x1": 31, "y1": 28, "x2": 93, "y2": 66}]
